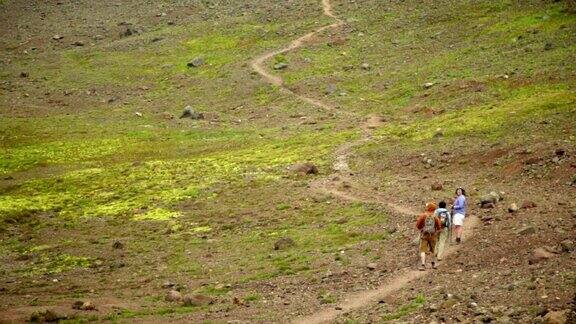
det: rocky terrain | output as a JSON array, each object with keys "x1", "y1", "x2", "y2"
[{"x1": 0, "y1": 0, "x2": 575, "y2": 323}]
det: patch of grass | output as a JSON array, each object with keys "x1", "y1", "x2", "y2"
[
  {"x1": 381, "y1": 293, "x2": 426, "y2": 321},
  {"x1": 375, "y1": 85, "x2": 575, "y2": 142},
  {"x1": 18, "y1": 253, "x2": 92, "y2": 276}
]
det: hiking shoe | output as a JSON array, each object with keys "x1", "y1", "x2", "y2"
[
  {"x1": 431, "y1": 262, "x2": 437, "y2": 269},
  {"x1": 418, "y1": 264, "x2": 426, "y2": 271}
]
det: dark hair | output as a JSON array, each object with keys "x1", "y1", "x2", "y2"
[
  {"x1": 439, "y1": 201, "x2": 447, "y2": 208},
  {"x1": 455, "y1": 187, "x2": 466, "y2": 196}
]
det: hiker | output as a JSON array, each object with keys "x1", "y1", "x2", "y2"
[
  {"x1": 435, "y1": 201, "x2": 452, "y2": 261},
  {"x1": 416, "y1": 202, "x2": 441, "y2": 270},
  {"x1": 452, "y1": 187, "x2": 467, "y2": 243}
]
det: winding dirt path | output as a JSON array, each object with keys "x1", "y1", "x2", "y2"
[{"x1": 250, "y1": 1, "x2": 479, "y2": 323}]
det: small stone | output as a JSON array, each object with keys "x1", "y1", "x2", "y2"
[
  {"x1": 424, "y1": 82, "x2": 435, "y2": 89},
  {"x1": 544, "y1": 43, "x2": 553, "y2": 51},
  {"x1": 165, "y1": 290, "x2": 182, "y2": 302},
  {"x1": 560, "y1": 240, "x2": 574, "y2": 252},
  {"x1": 325, "y1": 84, "x2": 337, "y2": 95},
  {"x1": 555, "y1": 148, "x2": 566, "y2": 156},
  {"x1": 289, "y1": 162, "x2": 318, "y2": 175},
  {"x1": 182, "y1": 294, "x2": 214, "y2": 306},
  {"x1": 273, "y1": 62, "x2": 288, "y2": 70},
  {"x1": 151, "y1": 37, "x2": 164, "y2": 43},
  {"x1": 52, "y1": 34, "x2": 64, "y2": 40},
  {"x1": 360, "y1": 62, "x2": 370, "y2": 70},
  {"x1": 508, "y1": 203, "x2": 519, "y2": 213},
  {"x1": 187, "y1": 57, "x2": 205, "y2": 67},
  {"x1": 161, "y1": 111, "x2": 175, "y2": 120},
  {"x1": 80, "y1": 301, "x2": 96, "y2": 311},
  {"x1": 529, "y1": 248, "x2": 556, "y2": 264},
  {"x1": 180, "y1": 106, "x2": 204, "y2": 119},
  {"x1": 135, "y1": 112, "x2": 143, "y2": 117},
  {"x1": 367, "y1": 263, "x2": 377, "y2": 270},
  {"x1": 431, "y1": 182, "x2": 443, "y2": 191},
  {"x1": 274, "y1": 237, "x2": 295, "y2": 250},
  {"x1": 72, "y1": 41, "x2": 84, "y2": 46},
  {"x1": 162, "y1": 281, "x2": 176, "y2": 289},
  {"x1": 112, "y1": 241, "x2": 124, "y2": 249},
  {"x1": 20, "y1": 71, "x2": 29, "y2": 78},
  {"x1": 521, "y1": 201, "x2": 537, "y2": 209}
]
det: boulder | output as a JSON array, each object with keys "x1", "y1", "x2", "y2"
[
  {"x1": 180, "y1": 106, "x2": 204, "y2": 119},
  {"x1": 182, "y1": 294, "x2": 214, "y2": 307},
  {"x1": 529, "y1": 248, "x2": 555, "y2": 265},
  {"x1": 187, "y1": 57, "x2": 205, "y2": 67},
  {"x1": 274, "y1": 237, "x2": 295, "y2": 250},
  {"x1": 289, "y1": 162, "x2": 318, "y2": 175},
  {"x1": 508, "y1": 203, "x2": 519, "y2": 213},
  {"x1": 273, "y1": 62, "x2": 288, "y2": 70},
  {"x1": 480, "y1": 191, "x2": 501, "y2": 207},
  {"x1": 166, "y1": 290, "x2": 183, "y2": 302}
]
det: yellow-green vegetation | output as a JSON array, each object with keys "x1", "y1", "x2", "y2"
[
  {"x1": 18, "y1": 253, "x2": 93, "y2": 276},
  {"x1": 376, "y1": 85, "x2": 576, "y2": 142},
  {"x1": 381, "y1": 293, "x2": 426, "y2": 321},
  {"x1": 0, "y1": 129, "x2": 355, "y2": 222}
]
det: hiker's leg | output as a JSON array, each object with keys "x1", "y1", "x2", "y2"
[
  {"x1": 420, "y1": 252, "x2": 426, "y2": 266},
  {"x1": 436, "y1": 230, "x2": 446, "y2": 260}
]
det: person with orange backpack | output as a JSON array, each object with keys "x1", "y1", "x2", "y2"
[{"x1": 416, "y1": 202, "x2": 442, "y2": 271}]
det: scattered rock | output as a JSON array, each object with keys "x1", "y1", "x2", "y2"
[
  {"x1": 521, "y1": 201, "x2": 537, "y2": 209},
  {"x1": 165, "y1": 290, "x2": 183, "y2": 302},
  {"x1": 325, "y1": 84, "x2": 337, "y2": 95},
  {"x1": 560, "y1": 240, "x2": 574, "y2": 252},
  {"x1": 52, "y1": 34, "x2": 64, "y2": 40},
  {"x1": 180, "y1": 106, "x2": 204, "y2": 119},
  {"x1": 360, "y1": 62, "x2": 371, "y2": 70},
  {"x1": 20, "y1": 71, "x2": 29, "y2": 78},
  {"x1": 182, "y1": 294, "x2": 214, "y2": 307},
  {"x1": 112, "y1": 241, "x2": 124, "y2": 249},
  {"x1": 367, "y1": 263, "x2": 377, "y2": 270},
  {"x1": 335, "y1": 217, "x2": 348, "y2": 224},
  {"x1": 424, "y1": 82, "x2": 435, "y2": 89},
  {"x1": 555, "y1": 148, "x2": 566, "y2": 156},
  {"x1": 162, "y1": 281, "x2": 176, "y2": 289},
  {"x1": 273, "y1": 62, "x2": 288, "y2": 70},
  {"x1": 289, "y1": 162, "x2": 318, "y2": 175},
  {"x1": 480, "y1": 191, "x2": 501, "y2": 208},
  {"x1": 508, "y1": 203, "x2": 519, "y2": 213},
  {"x1": 30, "y1": 309, "x2": 66, "y2": 322},
  {"x1": 274, "y1": 237, "x2": 295, "y2": 250},
  {"x1": 529, "y1": 247, "x2": 556, "y2": 264},
  {"x1": 151, "y1": 37, "x2": 164, "y2": 43},
  {"x1": 72, "y1": 41, "x2": 84, "y2": 46},
  {"x1": 161, "y1": 111, "x2": 175, "y2": 120},
  {"x1": 516, "y1": 225, "x2": 535, "y2": 235},
  {"x1": 543, "y1": 310, "x2": 568, "y2": 324},
  {"x1": 431, "y1": 182, "x2": 443, "y2": 191},
  {"x1": 72, "y1": 301, "x2": 96, "y2": 311},
  {"x1": 120, "y1": 26, "x2": 138, "y2": 37},
  {"x1": 135, "y1": 112, "x2": 143, "y2": 117},
  {"x1": 187, "y1": 57, "x2": 205, "y2": 68},
  {"x1": 544, "y1": 43, "x2": 554, "y2": 51}
]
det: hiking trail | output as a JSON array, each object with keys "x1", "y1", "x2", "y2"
[{"x1": 250, "y1": 0, "x2": 479, "y2": 323}]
